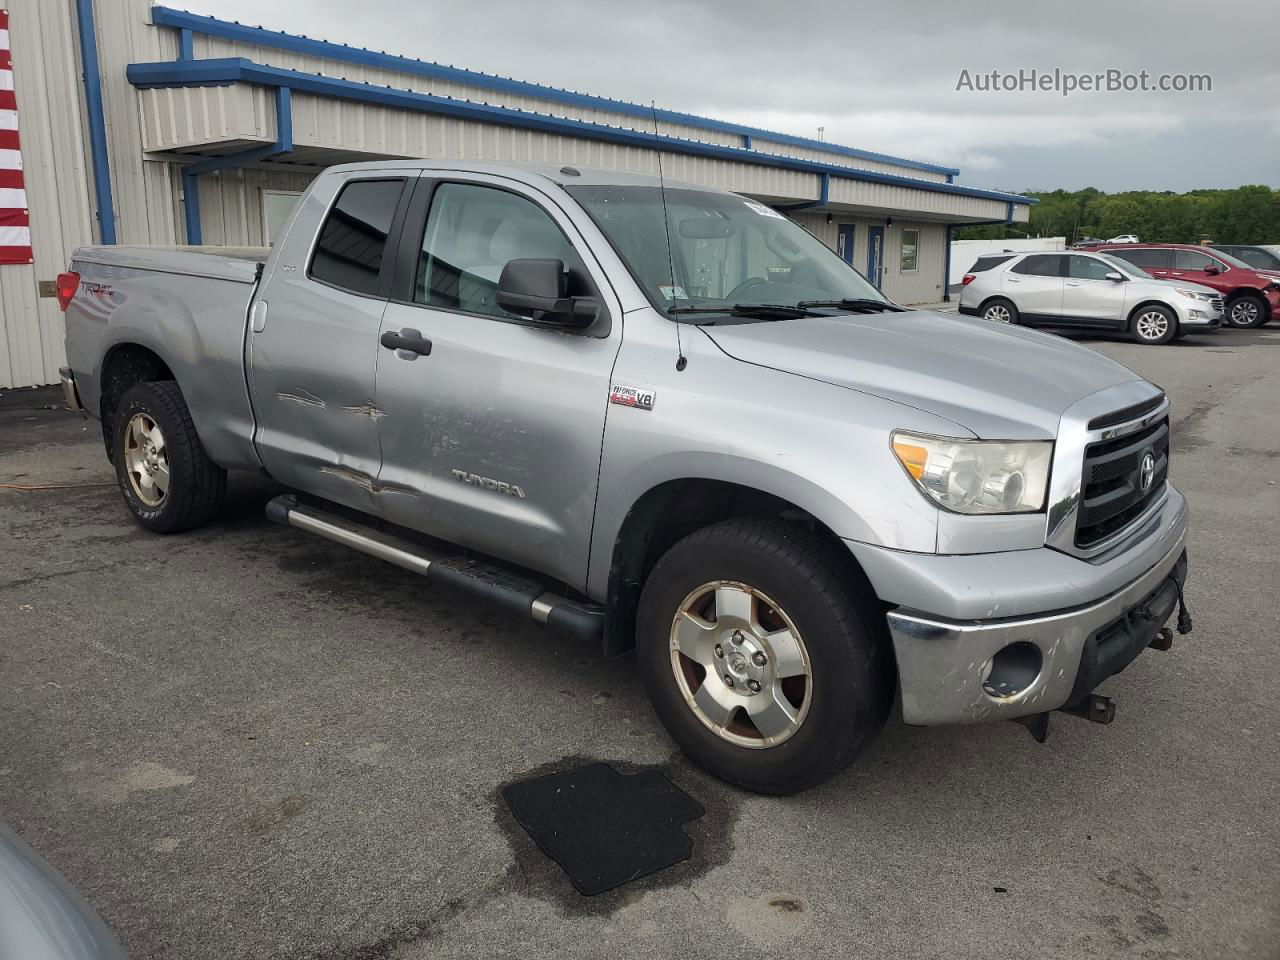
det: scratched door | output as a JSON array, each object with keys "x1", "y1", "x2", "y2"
[
  {"x1": 372, "y1": 175, "x2": 622, "y2": 590},
  {"x1": 247, "y1": 173, "x2": 409, "y2": 513}
]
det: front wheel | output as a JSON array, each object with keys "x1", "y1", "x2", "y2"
[
  {"x1": 1226, "y1": 293, "x2": 1267, "y2": 328},
  {"x1": 1131, "y1": 305, "x2": 1177, "y2": 345},
  {"x1": 636, "y1": 519, "x2": 894, "y2": 795}
]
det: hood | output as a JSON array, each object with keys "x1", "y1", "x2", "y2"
[
  {"x1": 700, "y1": 309, "x2": 1144, "y2": 439},
  {"x1": 1151, "y1": 277, "x2": 1218, "y2": 295}
]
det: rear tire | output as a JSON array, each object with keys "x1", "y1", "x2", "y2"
[
  {"x1": 1226, "y1": 293, "x2": 1266, "y2": 328},
  {"x1": 1130, "y1": 304, "x2": 1177, "y2": 345},
  {"x1": 980, "y1": 297, "x2": 1019, "y2": 325},
  {"x1": 636, "y1": 518, "x2": 894, "y2": 795},
  {"x1": 113, "y1": 380, "x2": 226, "y2": 533}
]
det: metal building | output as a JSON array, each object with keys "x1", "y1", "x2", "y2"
[{"x1": 0, "y1": 0, "x2": 1033, "y2": 389}]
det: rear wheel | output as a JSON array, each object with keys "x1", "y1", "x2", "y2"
[
  {"x1": 1226, "y1": 293, "x2": 1266, "y2": 328},
  {"x1": 1131, "y1": 305, "x2": 1177, "y2": 345},
  {"x1": 113, "y1": 380, "x2": 226, "y2": 533},
  {"x1": 981, "y1": 297, "x2": 1019, "y2": 325},
  {"x1": 637, "y1": 519, "x2": 894, "y2": 795}
]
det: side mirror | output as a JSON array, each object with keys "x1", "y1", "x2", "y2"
[
  {"x1": 1105, "y1": 272, "x2": 1126, "y2": 282},
  {"x1": 496, "y1": 258, "x2": 596, "y2": 327},
  {"x1": 1203, "y1": 265, "x2": 1220, "y2": 275}
]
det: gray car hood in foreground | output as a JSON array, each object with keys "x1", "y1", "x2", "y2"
[{"x1": 701, "y1": 309, "x2": 1143, "y2": 439}]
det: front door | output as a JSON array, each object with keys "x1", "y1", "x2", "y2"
[
  {"x1": 866, "y1": 225, "x2": 885, "y2": 289},
  {"x1": 1060, "y1": 254, "x2": 1129, "y2": 326},
  {"x1": 248, "y1": 173, "x2": 410, "y2": 513},
  {"x1": 372, "y1": 175, "x2": 622, "y2": 589}
]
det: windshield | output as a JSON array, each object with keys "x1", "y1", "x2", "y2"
[
  {"x1": 1099, "y1": 253, "x2": 1154, "y2": 280},
  {"x1": 565, "y1": 185, "x2": 890, "y2": 315}
]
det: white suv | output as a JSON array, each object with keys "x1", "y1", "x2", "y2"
[{"x1": 958, "y1": 251, "x2": 1223, "y2": 345}]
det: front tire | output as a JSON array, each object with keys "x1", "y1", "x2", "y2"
[
  {"x1": 981, "y1": 297, "x2": 1019, "y2": 325},
  {"x1": 1131, "y1": 304, "x2": 1177, "y2": 345},
  {"x1": 1226, "y1": 293, "x2": 1266, "y2": 328},
  {"x1": 637, "y1": 519, "x2": 894, "y2": 795},
  {"x1": 113, "y1": 381, "x2": 226, "y2": 533}
]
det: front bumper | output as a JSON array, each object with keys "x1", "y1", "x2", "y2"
[
  {"x1": 858, "y1": 492, "x2": 1189, "y2": 726},
  {"x1": 1170, "y1": 298, "x2": 1222, "y2": 329}
]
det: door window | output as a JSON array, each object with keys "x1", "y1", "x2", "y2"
[
  {"x1": 416, "y1": 183, "x2": 580, "y2": 320},
  {"x1": 1173, "y1": 249, "x2": 1220, "y2": 270},
  {"x1": 1010, "y1": 254, "x2": 1064, "y2": 277},
  {"x1": 1067, "y1": 255, "x2": 1115, "y2": 280},
  {"x1": 1111, "y1": 248, "x2": 1171, "y2": 270},
  {"x1": 899, "y1": 229, "x2": 920, "y2": 273},
  {"x1": 309, "y1": 179, "x2": 406, "y2": 297}
]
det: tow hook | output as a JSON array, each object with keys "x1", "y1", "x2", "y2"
[{"x1": 1150, "y1": 626, "x2": 1174, "y2": 651}]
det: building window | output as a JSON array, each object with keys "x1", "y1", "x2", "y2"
[
  {"x1": 900, "y1": 228, "x2": 920, "y2": 273},
  {"x1": 262, "y1": 189, "x2": 304, "y2": 245}
]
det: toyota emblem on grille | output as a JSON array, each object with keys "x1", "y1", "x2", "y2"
[{"x1": 1138, "y1": 452, "x2": 1156, "y2": 492}]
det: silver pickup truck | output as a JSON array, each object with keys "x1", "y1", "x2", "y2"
[{"x1": 58, "y1": 161, "x2": 1192, "y2": 794}]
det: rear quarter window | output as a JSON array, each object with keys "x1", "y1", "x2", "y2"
[
  {"x1": 969, "y1": 255, "x2": 1014, "y2": 272},
  {"x1": 309, "y1": 178, "x2": 407, "y2": 297}
]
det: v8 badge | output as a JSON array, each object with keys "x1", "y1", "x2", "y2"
[{"x1": 609, "y1": 383, "x2": 656, "y2": 411}]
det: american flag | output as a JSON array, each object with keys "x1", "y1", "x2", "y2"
[{"x1": 0, "y1": 8, "x2": 33, "y2": 266}]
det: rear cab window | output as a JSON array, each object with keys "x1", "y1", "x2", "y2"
[{"x1": 309, "y1": 178, "x2": 408, "y2": 297}]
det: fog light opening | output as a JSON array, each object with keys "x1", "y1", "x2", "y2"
[{"x1": 982, "y1": 642, "x2": 1043, "y2": 699}]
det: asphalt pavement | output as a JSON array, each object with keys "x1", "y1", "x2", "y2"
[{"x1": 1, "y1": 326, "x2": 1277, "y2": 959}]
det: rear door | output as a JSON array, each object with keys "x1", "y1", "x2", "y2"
[
  {"x1": 372, "y1": 174, "x2": 622, "y2": 590},
  {"x1": 1060, "y1": 254, "x2": 1129, "y2": 326},
  {"x1": 1111, "y1": 246, "x2": 1173, "y2": 278},
  {"x1": 248, "y1": 173, "x2": 411, "y2": 512},
  {"x1": 1002, "y1": 254, "x2": 1065, "y2": 319}
]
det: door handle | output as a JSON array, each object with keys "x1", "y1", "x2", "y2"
[
  {"x1": 1066, "y1": 281, "x2": 1082, "y2": 286},
  {"x1": 380, "y1": 328, "x2": 433, "y2": 358},
  {"x1": 1007, "y1": 277, "x2": 1022, "y2": 283}
]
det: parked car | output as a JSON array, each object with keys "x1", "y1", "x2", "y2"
[
  {"x1": 0, "y1": 822, "x2": 127, "y2": 960},
  {"x1": 1211, "y1": 244, "x2": 1280, "y2": 271},
  {"x1": 1084, "y1": 242, "x2": 1280, "y2": 327},
  {"x1": 1107, "y1": 234, "x2": 1140, "y2": 243},
  {"x1": 959, "y1": 250, "x2": 1222, "y2": 344},
  {"x1": 57, "y1": 161, "x2": 1193, "y2": 794},
  {"x1": 1072, "y1": 236, "x2": 1104, "y2": 249}
]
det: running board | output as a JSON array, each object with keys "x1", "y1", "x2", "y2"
[{"x1": 265, "y1": 494, "x2": 605, "y2": 642}]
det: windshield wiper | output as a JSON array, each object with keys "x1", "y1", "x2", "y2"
[
  {"x1": 668, "y1": 303, "x2": 819, "y2": 320},
  {"x1": 796, "y1": 298, "x2": 906, "y2": 313}
]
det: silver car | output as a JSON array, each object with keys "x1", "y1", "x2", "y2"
[{"x1": 959, "y1": 250, "x2": 1223, "y2": 344}]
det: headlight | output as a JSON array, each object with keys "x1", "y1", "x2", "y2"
[
  {"x1": 1172, "y1": 287, "x2": 1216, "y2": 301},
  {"x1": 891, "y1": 432, "x2": 1053, "y2": 514}
]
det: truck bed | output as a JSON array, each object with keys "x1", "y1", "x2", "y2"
[{"x1": 70, "y1": 245, "x2": 269, "y2": 284}]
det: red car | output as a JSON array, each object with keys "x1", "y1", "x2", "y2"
[{"x1": 1082, "y1": 242, "x2": 1280, "y2": 327}]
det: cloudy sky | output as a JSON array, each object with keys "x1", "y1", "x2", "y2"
[{"x1": 184, "y1": 0, "x2": 1278, "y2": 194}]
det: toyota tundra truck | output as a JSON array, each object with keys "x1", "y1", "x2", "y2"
[{"x1": 57, "y1": 161, "x2": 1193, "y2": 794}]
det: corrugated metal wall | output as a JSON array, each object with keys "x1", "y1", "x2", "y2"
[
  {"x1": 790, "y1": 214, "x2": 947, "y2": 305},
  {"x1": 0, "y1": 0, "x2": 94, "y2": 389}
]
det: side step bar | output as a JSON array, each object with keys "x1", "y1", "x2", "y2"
[{"x1": 266, "y1": 495, "x2": 605, "y2": 642}]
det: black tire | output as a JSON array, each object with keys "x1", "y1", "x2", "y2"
[
  {"x1": 636, "y1": 518, "x2": 894, "y2": 795},
  {"x1": 1129, "y1": 304, "x2": 1177, "y2": 345},
  {"x1": 1226, "y1": 292, "x2": 1267, "y2": 328},
  {"x1": 979, "y1": 297, "x2": 1019, "y2": 325},
  {"x1": 113, "y1": 380, "x2": 226, "y2": 533}
]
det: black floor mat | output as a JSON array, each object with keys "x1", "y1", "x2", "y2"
[{"x1": 502, "y1": 763, "x2": 705, "y2": 896}]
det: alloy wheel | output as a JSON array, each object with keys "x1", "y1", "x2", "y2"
[
  {"x1": 1135, "y1": 310, "x2": 1169, "y2": 341},
  {"x1": 668, "y1": 580, "x2": 812, "y2": 748},
  {"x1": 984, "y1": 304, "x2": 1012, "y2": 323},
  {"x1": 1230, "y1": 299, "x2": 1259, "y2": 326},
  {"x1": 123, "y1": 413, "x2": 170, "y2": 507}
]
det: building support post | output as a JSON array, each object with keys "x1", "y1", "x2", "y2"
[{"x1": 74, "y1": 0, "x2": 116, "y2": 243}]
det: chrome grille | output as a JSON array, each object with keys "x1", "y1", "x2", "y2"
[{"x1": 1075, "y1": 415, "x2": 1169, "y2": 549}]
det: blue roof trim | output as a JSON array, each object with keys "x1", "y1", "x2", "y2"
[
  {"x1": 127, "y1": 58, "x2": 1035, "y2": 207},
  {"x1": 150, "y1": 5, "x2": 962, "y2": 178}
]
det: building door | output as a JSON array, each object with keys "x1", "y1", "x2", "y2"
[
  {"x1": 866, "y1": 225, "x2": 885, "y2": 289},
  {"x1": 837, "y1": 224, "x2": 856, "y2": 265}
]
